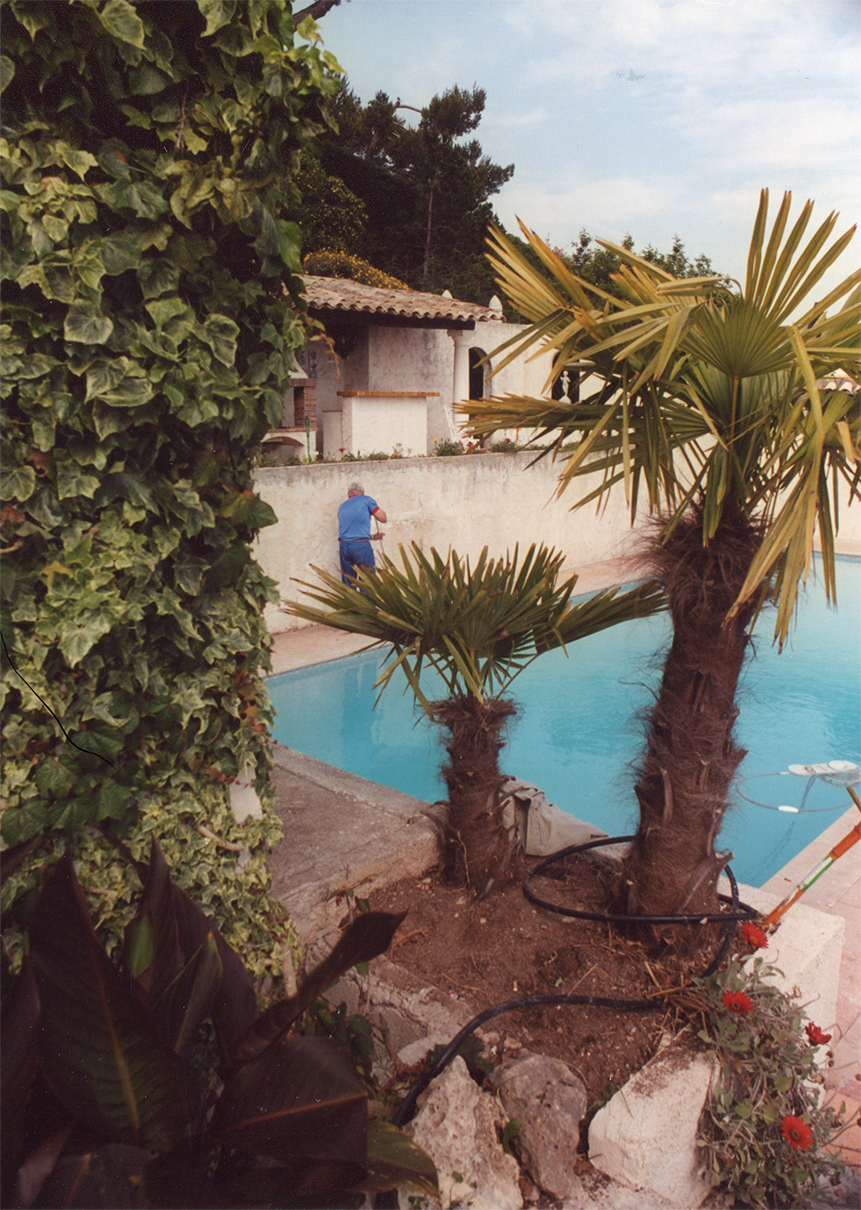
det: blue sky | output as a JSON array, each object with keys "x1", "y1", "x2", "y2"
[{"x1": 311, "y1": 0, "x2": 860, "y2": 303}]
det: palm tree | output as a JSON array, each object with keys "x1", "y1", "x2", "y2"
[
  {"x1": 458, "y1": 190, "x2": 860, "y2": 944},
  {"x1": 287, "y1": 543, "x2": 664, "y2": 898}
]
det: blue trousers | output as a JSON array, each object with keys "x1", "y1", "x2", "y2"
[{"x1": 339, "y1": 538, "x2": 376, "y2": 586}]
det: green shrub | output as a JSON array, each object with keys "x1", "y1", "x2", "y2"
[
  {"x1": 693, "y1": 953, "x2": 847, "y2": 1208},
  {"x1": 0, "y1": 0, "x2": 340, "y2": 977}
]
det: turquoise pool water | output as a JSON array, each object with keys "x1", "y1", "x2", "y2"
[{"x1": 268, "y1": 556, "x2": 861, "y2": 888}]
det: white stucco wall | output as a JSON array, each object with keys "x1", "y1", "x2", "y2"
[
  {"x1": 254, "y1": 452, "x2": 860, "y2": 635},
  {"x1": 336, "y1": 393, "x2": 431, "y2": 459},
  {"x1": 254, "y1": 452, "x2": 650, "y2": 633}
]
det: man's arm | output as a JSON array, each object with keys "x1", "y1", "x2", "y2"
[{"x1": 371, "y1": 507, "x2": 387, "y2": 524}]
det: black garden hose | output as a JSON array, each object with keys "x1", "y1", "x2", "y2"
[{"x1": 393, "y1": 837, "x2": 758, "y2": 1128}]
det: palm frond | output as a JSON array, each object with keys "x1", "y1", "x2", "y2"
[{"x1": 284, "y1": 544, "x2": 666, "y2": 710}]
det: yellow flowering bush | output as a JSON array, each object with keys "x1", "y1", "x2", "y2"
[{"x1": 303, "y1": 250, "x2": 410, "y2": 290}]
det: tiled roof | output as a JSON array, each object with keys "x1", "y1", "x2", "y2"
[{"x1": 302, "y1": 275, "x2": 505, "y2": 325}]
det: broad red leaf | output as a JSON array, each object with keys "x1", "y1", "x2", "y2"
[
  {"x1": 12, "y1": 1124, "x2": 73, "y2": 1210},
  {"x1": 237, "y1": 911, "x2": 406, "y2": 1061},
  {"x1": 360, "y1": 1123, "x2": 439, "y2": 1198},
  {"x1": 34, "y1": 1143, "x2": 151, "y2": 1209},
  {"x1": 124, "y1": 840, "x2": 225, "y2": 1057},
  {"x1": 28, "y1": 851, "x2": 185, "y2": 1151},
  {"x1": 124, "y1": 838, "x2": 257, "y2": 1063},
  {"x1": 1, "y1": 959, "x2": 40, "y2": 1195},
  {"x1": 213, "y1": 1035, "x2": 367, "y2": 1166}
]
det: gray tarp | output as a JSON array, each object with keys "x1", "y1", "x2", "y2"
[{"x1": 499, "y1": 777, "x2": 607, "y2": 857}]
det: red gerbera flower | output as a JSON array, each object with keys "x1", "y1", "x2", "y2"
[
  {"x1": 741, "y1": 922, "x2": 768, "y2": 949},
  {"x1": 722, "y1": 990, "x2": 753, "y2": 1015},
  {"x1": 805, "y1": 1022, "x2": 832, "y2": 1046},
  {"x1": 781, "y1": 1115, "x2": 814, "y2": 1151}
]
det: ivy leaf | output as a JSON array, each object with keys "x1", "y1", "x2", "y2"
[
  {"x1": 197, "y1": 313, "x2": 239, "y2": 367},
  {"x1": 0, "y1": 54, "x2": 15, "y2": 94},
  {"x1": 56, "y1": 464, "x2": 100, "y2": 500},
  {"x1": 64, "y1": 306, "x2": 114, "y2": 346},
  {"x1": 101, "y1": 233, "x2": 143, "y2": 276},
  {"x1": 97, "y1": 780, "x2": 130, "y2": 820},
  {"x1": 129, "y1": 64, "x2": 170, "y2": 96},
  {"x1": 202, "y1": 544, "x2": 250, "y2": 591},
  {"x1": 199, "y1": 0, "x2": 237, "y2": 37},
  {"x1": 97, "y1": 0, "x2": 146, "y2": 49},
  {"x1": 137, "y1": 257, "x2": 180, "y2": 300},
  {"x1": 276, "y1": 218, "x2": 303, "y2": 273},
  {"x1": 0, "y1": 465, "x2": 37, "y2": 502},
  {"x1": 35, "y1": 758, "x2": 76, "y2": 798},
  {"x1": 58, "y1": 612, "x2": 114, "y2": 666},
  {"x1": 54, "y1": 143, "x2": 98, "y2": 181}
]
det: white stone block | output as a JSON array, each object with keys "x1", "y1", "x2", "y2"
[
  {"x1": 401, "y1": 1056, "x2": 522, "y2": 1210},
  {"x1": 588, "y1": 1040, "x2": 715, "y2": 1207}
]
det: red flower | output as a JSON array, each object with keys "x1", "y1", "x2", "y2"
[
  {"x1": 741, "y1": 922, "x2": 768, "y2": 949},
  {"x1": 781, "y1": 1115, "x2": 814, "y2": 1151},
  {"x1": 805, "y1": 1022, "x2": 832, "y2": 1046},
  {"x1": 722, "y1": 990, "x2": 753, "y2": 1015}
]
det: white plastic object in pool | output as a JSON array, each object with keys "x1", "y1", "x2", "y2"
[{"x1": 787, "y1": 760, "x2": 861, "y2": 785}]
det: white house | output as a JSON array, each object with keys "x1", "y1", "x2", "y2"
[{"x1": 268, "y1": 276, "x2": 566, "y2": 459}]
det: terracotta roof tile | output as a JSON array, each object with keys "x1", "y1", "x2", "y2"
[{"x1": 302, "y1": 275, "x2": 504, "y2": 324}]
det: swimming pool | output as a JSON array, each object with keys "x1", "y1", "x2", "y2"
[{"x1": 268, "y1": 556, "x2": 861, "y2": 888}]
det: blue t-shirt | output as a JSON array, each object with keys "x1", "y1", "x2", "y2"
[{"x1": 338, "y1": 494, "x2": 379, "y2": 541}]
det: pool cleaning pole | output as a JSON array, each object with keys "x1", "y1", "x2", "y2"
[{"x1": 761, "y1": 785, "x2": 861, "y2": 932}]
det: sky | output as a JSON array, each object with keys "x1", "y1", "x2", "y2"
[{"x1": 311, "y1": 0, "x2": 861, "y2": 304}]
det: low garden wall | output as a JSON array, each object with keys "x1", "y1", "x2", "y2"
[
  {"x1": 253, "y1": 452, "x2": 650, "y2": 633},
  {"x1": 253, "y1": 451, "x2": 861, "y2": 635}
]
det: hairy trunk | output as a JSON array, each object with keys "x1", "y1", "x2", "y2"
[
  {"x1": 620, "y1": 505, "x2": 763, "y2": 951},
  {"x1": 431, "y1": 697, "x2": 523, "y2": 898}
]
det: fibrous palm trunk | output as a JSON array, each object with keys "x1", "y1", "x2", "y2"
[
  {"x1": 620, "y1": 504, "x2": 763, "y2": 951},
  {"x1": 431, "y1": 696, "x2": 523, "y2": 898}
]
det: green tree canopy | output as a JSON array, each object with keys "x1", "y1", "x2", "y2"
[{"x1": 303, "y1": 81, "x2": 514, "y2": 301}]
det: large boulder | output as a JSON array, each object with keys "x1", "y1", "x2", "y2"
[
  {"x1": 495, "y1": 1053, "x2": 587, "y2": 1200},
  {"x1": 401, "y1": 1056, "x2": 522, "y2": 1210}
]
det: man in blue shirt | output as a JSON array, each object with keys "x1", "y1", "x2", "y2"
[{"x1": 337, "y1": 482, "x2": 387, "y2": 585}]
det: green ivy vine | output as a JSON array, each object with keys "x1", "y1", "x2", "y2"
[{"x1": 0, "y1": 0, "x2": 340, "y2": 973}]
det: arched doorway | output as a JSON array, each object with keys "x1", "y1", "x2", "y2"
[{"x1": 469, "y1": 347, "x2": 487, "y2": 400}]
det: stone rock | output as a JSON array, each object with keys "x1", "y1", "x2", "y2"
[
  {"x1": 324, "y1": 955, "x2": 479, "y2": 1071},
  {"x1": 400, "y1": 1056, "x2": 522, "y2": 1210},
  {"x1": 588, "y1": 1038, "x2": 716, "y2": 1208},
  {"x1": 495, "y1": 1054, "x2": 587, "y2": 1200}
]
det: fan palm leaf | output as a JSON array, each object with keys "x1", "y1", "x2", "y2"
[
  {"x1": 454, "y1": 189, "x2": 857, "y2": 933},
  {"x1": 460, "y1": 189, "x2": 859, "y2": 647},
  {"x1": 286, "y1": 543, "x2": 664, "y2": 712}
]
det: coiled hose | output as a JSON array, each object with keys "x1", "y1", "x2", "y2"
[{"x1": 391, "y1": 836, "x2": 759, "y2": 1130}]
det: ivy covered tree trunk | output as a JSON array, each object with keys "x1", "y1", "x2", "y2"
[
  {"x1": 0, "y1": 0, "x2": 339, "y2": 964},
  {"x1": 619, "y1": 505, "x2": 762, "y2": 949},
  {"x1": 431, "y1": 697, "x2": 523, "y2": 898}
]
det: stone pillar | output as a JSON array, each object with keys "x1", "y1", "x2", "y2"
[{"x1": 448, "y1": 329, "x2": 472, "y2": 440}]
